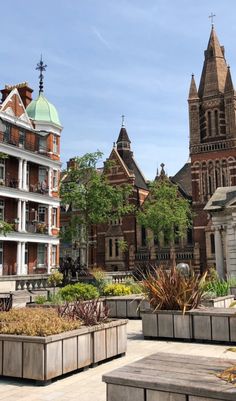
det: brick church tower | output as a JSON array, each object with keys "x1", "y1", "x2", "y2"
[{"x1": 189, "y1": 26, "x2": 236, "y2": 271}]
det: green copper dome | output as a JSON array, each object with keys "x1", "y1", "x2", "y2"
[{"x1": 26, "y1": 93, "x2": 61, "y2": 126}]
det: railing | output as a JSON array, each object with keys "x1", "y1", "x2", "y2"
[
  {"x1": 0, "y1": 131, "x2": 50, "y2": 157},
  {"x1": 190, "y1": 139, "x2": 236, "y2": 154},
  {"x1": 105, "y1": 271, "x2": 134, "y2": 283},
  {"x1": 135, "y1": 252, "x2": 150, "y2": 261},
  {"x1": 29, "y1": 182, "x2": 49, "y2": 195},
  {"x1": 26, "y1": 222, "x2": 48, "y2": 235}
]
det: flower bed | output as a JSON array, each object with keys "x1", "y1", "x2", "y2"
[{"x1": 0, "y1": 318, "x2": 127, "y2": 383}]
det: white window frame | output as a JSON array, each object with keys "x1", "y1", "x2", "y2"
[
  {"x1": 38, "y1": 206, "x2": 46, "y2": 223},
  {"x1": 52, "y1": 208, "x2": 57, "y2": 227},
  {"x1": 37, "y1": 244, "x2": 46, "y2": 267},
  {"x1": 52, "y1": 170, "x2": 58, "y2": 190},
  {"x1": 0, "y1": 159, "x2": 5, "y2": 183},
  {"x1": 38, "y1": 167, "x2": 47, "y2": 184},
  {"x1": 53, "y1": 135, "x2": 58, "y2": 154},
  {"x1": 52, "y1": 245, "x2": 57, "y2": 266},
  {"x1": 0, "y1": 200, "x2": 4, "y2": 220},
  {"x1": 0, "y1": 241, "x2": 3, "y2": 274}
]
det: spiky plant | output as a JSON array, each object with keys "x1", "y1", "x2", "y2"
[{"x1": 141, "y1": 265, "x2": 206, "y2": 314}]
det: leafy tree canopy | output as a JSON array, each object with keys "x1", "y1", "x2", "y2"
[
  {"x1": 60, "y1": 151, "x2": 134, "y2": 240},
  {"x1": 137, "y1": 179, "x2": 192, "y2": 243}
]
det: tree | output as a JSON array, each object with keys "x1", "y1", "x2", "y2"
[
  {"x1": 137, "y1": 179, "x2": 192, "y2": 266},
  {"x1": 0, "y1": 221, "x2": 13, "y2": 236},
  {"x1": 60, "y1": 151, "x2": 134, "y2": 268}
]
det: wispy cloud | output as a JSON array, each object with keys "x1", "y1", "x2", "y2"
[{"x1": 91, "y1": 26, "x2": 111, "y2": 50}]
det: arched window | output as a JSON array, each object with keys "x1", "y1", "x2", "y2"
[
  {"x1": 210, "y1": 233, "x2": 215, "y2": 254},
  {"x1": 141, "y1": 226, "x2": 146, "y2": 246},
  {"x1": 115, "y1": 239, "x2": 119, "y2": 257},
  {"x1": 109, "y1": 239, "x2": 112, "y2": 257},
  {"x1": 214, "y1": 110, "x2": 219, "y2": 136},
  {"x1": 207, "y1": 111, "x2": 212, "y2": 137}
]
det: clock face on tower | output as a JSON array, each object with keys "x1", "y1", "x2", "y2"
[{"x1": 0, "y1": 120, "x2": 7, "y2": 133}]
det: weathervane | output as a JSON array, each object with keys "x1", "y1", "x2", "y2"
[
  {"x1": 208, "y1": 12, "x2": 216, "y2": 26},
  {"x1": 121, "y1": 114, "x2": 125, "y2": 127},
  {"x1": 36, "y1": 55, "x2": 47, "y2": 94}
]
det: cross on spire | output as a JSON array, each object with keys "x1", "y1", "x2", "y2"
[
  {"x1": 36, "y1": 55, "x2": 47, "y2": 94},
  {"x1": 208, "y1": 12, "x2": 216, "y2": 26},
  {"x1": 121, "y1": 114, "x2": 125, "y2": 127}
]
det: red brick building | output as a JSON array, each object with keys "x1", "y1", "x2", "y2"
[
  {"x1": 189, "y1": 26, "x2": 236, "y2": 271},
  {"x1": 0, "y1": 75, "x2": 61, "y2": 275}
]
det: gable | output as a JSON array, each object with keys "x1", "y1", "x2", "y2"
[
  {"x1": 106, "y1": 148, "x2": 134, "y2": 184},
  {"x1": 0, "y1": 88, "x2": 32, "y2": 129}
]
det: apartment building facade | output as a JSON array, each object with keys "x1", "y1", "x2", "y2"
[{"x1": 0, "y1": 80, "x2": 62, "y2": 275}]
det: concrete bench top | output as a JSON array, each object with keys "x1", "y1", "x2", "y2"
[{"x1": 102, "y1": 352, "x2": 236, "y2": 401}]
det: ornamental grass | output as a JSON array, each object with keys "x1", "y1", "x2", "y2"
[
  {"x1": 0, "y1": 308, "x2": 81, "y2": 337},
  {"x1": 141, "y1": 265, "x2": 206, "y2": 314}
]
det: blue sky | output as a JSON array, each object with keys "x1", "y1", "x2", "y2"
[{"x1": 1, "y1": 1, "x2": 236, "y2": 178}]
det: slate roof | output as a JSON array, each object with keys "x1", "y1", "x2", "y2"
[
  {"x1": 118, "y1": 148, "x2": 148, "y2": 190},
  {"x1": 171, "y1": 161, "x2": 192, "y2": 199}
]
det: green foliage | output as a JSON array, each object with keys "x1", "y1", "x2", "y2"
[
  {"x1": 91, "y1": 268, "x2": 110, "y2": 294},
  {"x1": 59, "y1": 282, "x2": 99, "y2": 301},
  {"x1": 118, "y1": 239, "x2": 128, "y2": 253},
  {"x1": 60, "y1": 152, "x2": 134, "y2": 266},
  {"x1": 202, "y1": 268, "x2": 230, "y2": 297},
  {"x1": 137, "y1": 180, "x2": 192, "y2": 244},
  {"x1": 35, "y1": 295, "x2": 47, "y2": 304},
  {"x1": 0, "y1": 308, "x2": 80, "y2": 336},
  {"x1": 124, "y1": 277, "x2": 143, "y2": 294},
  {"x1": 47, "y1": 270, "x2": 63, "y2": 287},
  {"x1": 103, "y1": 283, "x2": 132, "y2": 296},
  {"x1": 141, "y1": 266, "x2": 206, "y2": 313},
  {"x1": 0, "y1": 221, "x2": 13, "y2": 236}
]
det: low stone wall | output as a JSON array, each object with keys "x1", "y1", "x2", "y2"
[
  {"x1": 103, "y1": 352, "x2": 236, "y2": 401},
  {"x1": 0, "y1": 274, "x2": 49, "y2": 292},
  {"x1": 0, "y1": 319, "x2": 127, "y2": 383},
  {"x1": 142, "y1": 308, "x2": 236, "y2": 343}
]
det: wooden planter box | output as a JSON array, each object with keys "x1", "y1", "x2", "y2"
[
  {"x1": 0, "y1": 319, "x2": 127, "y2": 383},
  {"x1": 202, "y1": 294, "x2": 235, "y2": 308},
  {"x1": 103, "y1": 352, "x2": 236, "y2": 401},
  {"x1": 230, "y1": 286, "x2": 236, "y2": 296},
  {"x1": 105, "y1": 295, "x2": 145, "y2": 318},
  {"x1": 142, "y1": 308, "x2": 236, "y2": 343}
]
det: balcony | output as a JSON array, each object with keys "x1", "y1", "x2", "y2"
[
  {"x1": 29, "y1": 182, "x2": 49, "y2": 195},
  {"x1": 26, "y1": 222, "x2": 49, "y2": 235},
  {"x1": 0, "y1": 131, "x2": 50, "y2": 157}
]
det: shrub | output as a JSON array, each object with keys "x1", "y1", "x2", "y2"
[
  {"x1": 35, "y1": 295, "x2": 47, "y2": 304},
  {"x1": 47, "y1": 270, "x2": 63, "y2": 287},
  {"x1": 59, "y1": 282, "x2": 99, "y2": 301},
  {"x1": 141, "y1": 266, "x2": 206, "y2": 314},
  {"x1": 124, "y1": 277, "x2": 143, "y2": 294},
  {"x1": 103, "y1": 283, "x2": 132, "y2": 296},
  {"x1": 91, "y1": 267, "x2": 110, "y2": 294},
  {"x1": 0, "y1": 308, "x2": 80, "y2": 336},
  {"x1": 58, "y1": 299, "x2": 110, "y2": 326},
  {"x1": 202, "y1": 268, "x2": 230, "y2": 297}
]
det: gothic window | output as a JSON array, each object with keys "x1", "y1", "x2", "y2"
[
  {"x1": 187, "y1": 228, "x2": 193, "y2": 245},
  {"x1": 215, "y1": 161, "x2": 221, "y2": 188},
  {"x1": 109, "y1": 239, "x2": 112, "y2": 257},
  {"x1": 115, "y1": 239, "x2": 119, "y2": 257},
  {"x1": 210, "y1": 233, "x2": 215, "y2": 254},
  {"x1": 214, "y1": 110, "x2": 219, "y2": 136},
  {"x1": 208, "y1": 162, "x2": 214, "y2": 195},
  {"x1": 207, "y1": 111, "x2": 212, "y2": 137},
  {"x1": 141, "y1": 226, "x2": 146, "y2": 246}
]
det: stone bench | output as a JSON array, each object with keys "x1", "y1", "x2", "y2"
[{"x1": 103, "y1": 352, "x2": 236, "y2": 401}]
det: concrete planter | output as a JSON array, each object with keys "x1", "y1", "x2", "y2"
[
  {"x1": 0, "y1": 319, "x2": 127, "y2": 383},
  {"x1": 202, "y1": 294, "x2": 235, "y2": 308},
  {"x1": 142, "y1": 308, "x2": 236, "y2": 343},
  {"x1": 103, "y1": 353, "x2": 236, "y2": 401}
]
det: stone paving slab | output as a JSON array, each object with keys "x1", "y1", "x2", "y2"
[{"x1": 0, "y1": 320, "x2": 236, "y2": 401}]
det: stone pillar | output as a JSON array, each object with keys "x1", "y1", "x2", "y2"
[
  {"x1": 214, "y1": 227, "x2": 225, "y2": 279},
  {"x1": 21, "y1": 242, "x2": 26, "y2": 275},
  {"x1": 17, "y1": 200, "x2": 22, "y2": 232},
  {"x1": 48, "y1": 167, "x2": 53, "y2": 196},
  {"x1": 16, "y1": 241, "x2": 21, "y2": 275},
  {"x1": 22, "y1": 160, "x2": 27, "y2": 190},
  {"x1": 47, "y1": 243, "x2": 51, "y2": 274},
  {"x1": 48, "y1": 206, "x2": 52, "y2": 235},
  {"x1": 18, "y1": 158, "x2": 23, "y2": 189},
  {"x1": 21, "y1": 201, "x2": 26, "y2": 232}
]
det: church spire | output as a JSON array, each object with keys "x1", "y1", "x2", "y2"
[
  {"x1": 198, "y1": 26, "x2": 228, "y2": 98},
  {"x1": 188, "y1": 74, "x2": 199, "y2": 100},
  {"x1": 116, "y1": 115, "x2": 131, "y2": 151},
  {"x1": 224, "y1": 66, "x2": 234, "y2": 93}
]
